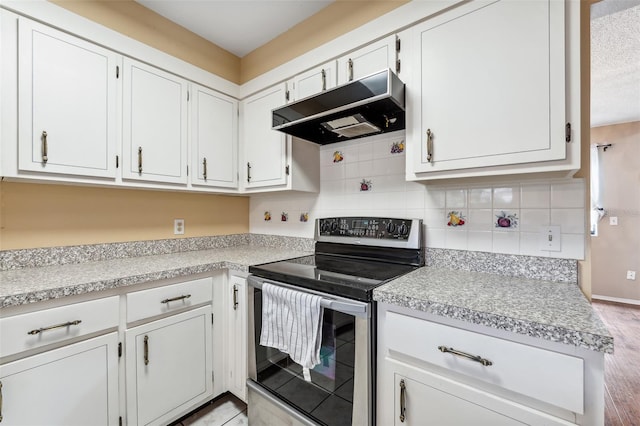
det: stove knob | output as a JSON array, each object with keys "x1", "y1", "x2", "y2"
[
  {"x1": 331, "y1": 222, "x2": 338, "y2": 232},
  {"x1": 398, "y1": 223, "x2": 408, "y2": 236},
  {"x1": 321, "y1": 221, "x2": 330, "y2": 233},
  {"x1": 386, "y1": 222, "x2": 396, "y2": 234}
]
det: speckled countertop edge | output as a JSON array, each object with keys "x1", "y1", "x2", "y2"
[
  {"x1": 0, "y1": 245, "x2": 312, "y2": 308},
  {"x1": 374, "y1": 267, "x2": 614, "y2": 354}
]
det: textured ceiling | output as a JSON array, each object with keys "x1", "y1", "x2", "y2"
[{"x1": 591, "y1": 0, "x2": 640, "y2": 127}]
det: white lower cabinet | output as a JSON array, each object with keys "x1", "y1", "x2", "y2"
[
  {"x1": 226, "y1": 275, "x2": 248, "y2": 402},
  {"x1": 0, "y1": 332, "x2": 119, "y2": 426},
  {"x1": 388, "y1": 361, "x2": 572, "y2": 426},
  {"x1": 378, "y1": 304, "x2": 603, "y2": 425},
  {"x1": 125, "y1": 296, "x2": 213, "y2": 426}
]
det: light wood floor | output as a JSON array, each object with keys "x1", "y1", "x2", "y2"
[{"x1": 592, "y1": 301, "x2": 640, "y2": 426}]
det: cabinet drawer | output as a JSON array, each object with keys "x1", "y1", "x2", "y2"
[
  {"x1": 0, "y1": 296, "x2": 119, "y2": 358},
  {"x1": 385, "y1": 311, "x2": 584, "y2": 414},
  {"x1": 127, "y1": 277, "x2": 213, "y2": 323}
]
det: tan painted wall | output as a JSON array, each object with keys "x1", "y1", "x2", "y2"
[
  {"x1": 590, "y1": 121, "x2": 640, "y2": 302},
  {"x1": 0, "y1": 182, "x2": 249, "y2": 250},
  {"x1": 240, "y1": 0, "x2": 408, "y2": 83},
  {"x1": 50, "y1": 0, "x2": 241, "y2": 84}
]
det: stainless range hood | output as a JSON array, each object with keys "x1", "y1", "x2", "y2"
[{"x1": 272, "y1": 69, "x2": 405, "y2": 145}]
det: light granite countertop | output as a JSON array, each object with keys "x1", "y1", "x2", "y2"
[
  {"x1": 0, "y1": 245, "x2": 312, "y2": 308},
  {"x1": 374, "y1": 267, "x2": 614, "y2": 354}
]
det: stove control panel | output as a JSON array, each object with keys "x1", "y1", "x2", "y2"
[{"x1": 318, "y1": 217, "x2": 414, "y2": 240}]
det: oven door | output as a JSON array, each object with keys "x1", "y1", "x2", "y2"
[{"x1": 247, "y1": 275, "x2": 373, "y2": 426}]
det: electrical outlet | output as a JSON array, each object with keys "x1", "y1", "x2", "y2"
[
  {"x1": 539, "y1": 226, "x2": 561, "y2": 251},
  {"x1": 610, "y1": 216, "x2": 618, "y2": 226},
  {"x1": 174, "y1": 219, "x2": 185, "y2": 235},
  {"x1": 627, "y1": 270, "x2": 636, "y2": 281}
]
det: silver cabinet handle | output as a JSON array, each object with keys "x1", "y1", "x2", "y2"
[
  {"x1": 399, "y1": 378, "x2": 406, "y2": 422},
  {"x1": 321, "y1": 69, "x2": 327, "y2": 91},
  {"x1": 438, "y1": 345, "x2": 493, "y2": 366},
  {"x1": 202, "y1": 157, "x2": 208, "y2": 180},
  {"x1": 247, "y1": 162, "x2": 251, "y2": 183},
  {"x1": 426, "y1": 129, "x2": 433, "y2": 163},
  {"x1": 348, "y1": 58, "x2": 354, "y2": 81},
  {"x1": 138, "y1": 146, "x2": 143, "y2": 174},
  {"x1": 41, "y1": 131, "x2": 48, "y2": 164},
  {"x1": 144, "y1": 335, "x2": 149, "y2": 365},
  {"x1": 233, "y1": 285, "x2": 238, "y2": 310},
  {"x1": 27, "y1": 320, "x2": 82, "y2": 335},
  {"x1": 160, "y1": 294, "x2": 191, "y2": 304}
]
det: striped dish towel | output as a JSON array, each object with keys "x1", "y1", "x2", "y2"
[{"x1": 260, "y1": 283, "x2": 324, "y2": 371}]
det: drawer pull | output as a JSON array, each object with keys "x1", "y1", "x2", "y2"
[
  {"x1": 138, "y1": 146, "x2": 143, "y2": 174},
  {"x1": 144, "y1": 335, "x2": 149, "y2": 365},
  {"x1": 27, "y1": 320, "x2": 82, "y2": 335},
  {"x1": 438, "y1": 345, "x2": 493, "y2": 366},
  {"x1": 161, "y1": 294, "x2": 191, "y2": 304},
  {"x1": 399, "y1": 378, "x2": 406, "y2": 422}
]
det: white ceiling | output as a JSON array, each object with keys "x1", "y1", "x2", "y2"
[
  {"x1": 135, "y1": 0, "x2": 333, "y2": 57},
  {"x1": 135, "y1": 0, "x2": 640, "y2": 128},
  {"x1": 591, "y1": 0, "x2": 640, "y2": 127}
]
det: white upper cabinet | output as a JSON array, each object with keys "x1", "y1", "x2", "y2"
[
  {"x1": 122, "y1": 58, "x2": 188, "y2": 185},
  {"x1": 240, "y1": 84, "x2": 320, "y2": 193},
  {"x1": 293, "y1": 61, "x2": 338, "y2": 100},
  {"x1": 241, "y1": 84, "x2": 289, "y2": 189},
  {"x1": 17, "y1": 19, "x2": 118, "y2": 178},
  {"x1": 337, "y1": 35, "x2": 397, "y2": 84},
  {"x1": 190, "y1": 84, "x2": 238, "y2": 189},
  {"x1": 407, "y1": 0, "x2": 568, "y2": 179}
]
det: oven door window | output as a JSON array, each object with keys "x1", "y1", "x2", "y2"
[{"x1": 254, "y1": 289, "x2": 355, "y2": 426}]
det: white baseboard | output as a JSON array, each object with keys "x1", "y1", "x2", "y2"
[{"x1": 592, "y1": 294, "x2": 640, "y2": 306}]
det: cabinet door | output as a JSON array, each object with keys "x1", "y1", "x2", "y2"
[
  {"x1": 294, "y1": 61, "x2": 338, "y2": 100},
  {"x1": 122, "y1": 58, "x2": 188, "y2": 184},
  {"x1": 0, "y1": 333, "x2": 119, "y2": 426},
  {"x1": 337, "y1": 35, "x2": 396, "y2": 84},
  {"x1": 241, "y1": 84, "x2": 289, "y2": 189},
  {"x1": 227, "y1": 275, "x2": 247, "y2": 402},
  {"x1": 393, "y1": 374, "x2": 526, "y2": 426},
  {"x1": 410, "y1": 0, "x2": 565, "y2": 174},
  {"x1": 17, "y1": 19, "x2": 118, "y2": 178},
  {"x1": 126, "y1": 306, "x2": 213, "y2": 426},
  {"x1": 191, "y1": 84, "x2": 238, "y2": 189}
]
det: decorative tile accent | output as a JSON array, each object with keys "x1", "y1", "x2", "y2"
[
  {"x1": 332, "y1": 151, "x2": 344, "y2": 163},
  {"x1": 390, "y1": 140, "x2": 405, "y2": 154},
  {"x1": 446, "y1": 211, "x2": 466, "y2": 227},
  {"x1": 264, "y1": 211, "x2": 272, "y2": 221},
  {"x1": 359, "y1": 179, "x2": 372, "y2": 191},
  {"x1": 495, "y1": 211, "x2": 518, "y2": 229},
  {"x1": 300, "y1": 213, "x2": 309, "y2": 222},
  {"x1": 280, "y1": 212, "x2": 288, "y2": 222}
]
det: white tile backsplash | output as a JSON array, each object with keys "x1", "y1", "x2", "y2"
[{"x1": 249, "y1": 133, "x2": 586, "y2": 259}]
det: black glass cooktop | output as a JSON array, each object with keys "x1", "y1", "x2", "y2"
[{"x1": 249, "y1": 254, "x2": 418, "y2": 302}]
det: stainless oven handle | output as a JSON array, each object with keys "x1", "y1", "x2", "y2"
[{"x1": 247, "y1": 275, "x2": 368, "y2": 317}]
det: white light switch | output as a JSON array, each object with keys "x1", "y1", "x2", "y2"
[
  {"x1": 539, "y1": 226, "x2": 561, "y2": 252},
  {"x1": 609, "y1": 216, "x2": 618, "y2": 226}
]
